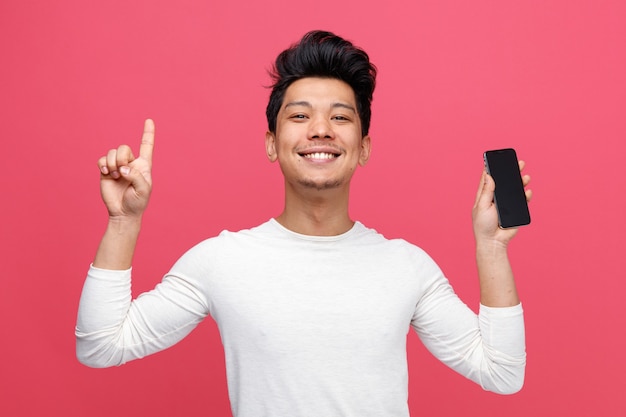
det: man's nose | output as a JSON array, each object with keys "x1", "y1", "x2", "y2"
[{"x1": 308, "y1": 117, "x2": 334, "y2": 140}]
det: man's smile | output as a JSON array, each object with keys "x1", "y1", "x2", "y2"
[
  {"x1": 296, "y1": 145, "x2": 342, "y2": 161},
  {"x1": 300, "y1": 152, "x2": 339, "y2": 160}
]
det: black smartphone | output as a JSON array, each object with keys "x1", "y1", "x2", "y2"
[{"x1": 483, "y1": 148, "x2": 531, "y2": 228}]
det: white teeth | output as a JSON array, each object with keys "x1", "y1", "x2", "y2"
[{"x1": 304, "y1": 152, "x2": 336, "y2": 159}]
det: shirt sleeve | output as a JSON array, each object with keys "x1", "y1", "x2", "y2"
[
  {"x1": 410, "y1": 258, "x2": 526, "y2": 394},
  {"x1": 75, "y1": 264, "x2": 209, "y2": 368}
]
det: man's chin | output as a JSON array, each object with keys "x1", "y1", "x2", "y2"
[{"x1": 298, "y1": 178, "x2": 343, "y2": 191}]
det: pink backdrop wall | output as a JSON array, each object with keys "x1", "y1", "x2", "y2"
[{"x1": 1, "y1": 1, "x2": 624, "y2": 415}]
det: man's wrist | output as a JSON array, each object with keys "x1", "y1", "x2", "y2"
[
  {"x1": 106, "y1": 215, "x2": 142, "y2": 235},
  {"x1": 475, "y1": 238, "x2": 508, "y2": 257}
]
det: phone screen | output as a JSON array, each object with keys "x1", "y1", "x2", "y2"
[{"x1": 483, "y1": 148, "x2": 531, "y2": 228}]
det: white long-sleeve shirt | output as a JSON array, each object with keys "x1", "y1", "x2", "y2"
[{"x1": 76, "y1": 219, "x2": 525, "y2": 417}]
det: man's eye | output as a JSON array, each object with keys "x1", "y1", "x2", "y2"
[
  {"x1": 332, "y1": 115, "x2": 349, "y2": 121},
  {"x1": 291, "y1": 114, "x2": 307, "y2": 119}
]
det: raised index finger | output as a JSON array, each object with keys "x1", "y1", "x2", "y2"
[{"x1": 139, "y1": 118, "x2": 155, "y2": 163}]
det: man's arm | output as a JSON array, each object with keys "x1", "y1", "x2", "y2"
[
  {"x1": 411, "y1": 163, "x2": 531, "y2": 394},
  {"x1": 472, "y1": 163, "x2": 532, "y2": 307},
  {"x1": 76, "y1": 119, "x2": 161, "y2": 367}
]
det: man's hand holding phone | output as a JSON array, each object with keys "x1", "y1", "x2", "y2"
[{"x1": 473, "y1": 149, "x2": 532, "y2": 247}]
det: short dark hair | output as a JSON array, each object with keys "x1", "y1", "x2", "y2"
[{"x1": 266, "y1": 30, "x2": 377, "y2": 136}]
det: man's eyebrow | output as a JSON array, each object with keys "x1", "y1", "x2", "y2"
[
  {"x1": 331, "y1": 102, "x2": 356, "y2": 113},
  {"x1": 283, "y1": 101, "x2": 356, "y2": 113},
  {"x1": 284, "y1": 101, "x2": 312, "y2": 109}
]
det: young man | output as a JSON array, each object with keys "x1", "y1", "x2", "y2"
[{"x1": 76, "y1": 30, "x2": 531, "y2": 416}]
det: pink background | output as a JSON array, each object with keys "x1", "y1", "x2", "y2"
[{"x1": 1, "y1": 0, "x2": 624, "y2": 416}]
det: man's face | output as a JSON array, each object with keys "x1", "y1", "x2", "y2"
[{"x1": 265, "y1": 77, "x2": 371, "y2": 192}]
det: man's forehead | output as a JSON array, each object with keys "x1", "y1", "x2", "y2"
[{"x1": 282, "y1": 78, "x2": 357, "y2": 108}]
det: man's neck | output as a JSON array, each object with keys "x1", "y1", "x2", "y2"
[{"x1": 276, "y1": 186, "x2": 354, "y2": 236}]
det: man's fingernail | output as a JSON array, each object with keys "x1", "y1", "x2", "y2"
[{"x1": 120, "y1": 166, "x2": 130, "y2": 176}]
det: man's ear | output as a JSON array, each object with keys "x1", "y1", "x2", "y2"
[
  {"x1": 358, "y1": 135, "x2": 371, "y2": 166},
  {"x1": 265, "y1": 131, "x2": 278, "y2": 162}
]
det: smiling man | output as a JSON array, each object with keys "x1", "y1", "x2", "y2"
[
  {"x1": 266, "y1": 76, "x2": 371, "y2": 235},
  {"x1": 76, "y1": 30, "x2": 531, "y2": 417}
]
